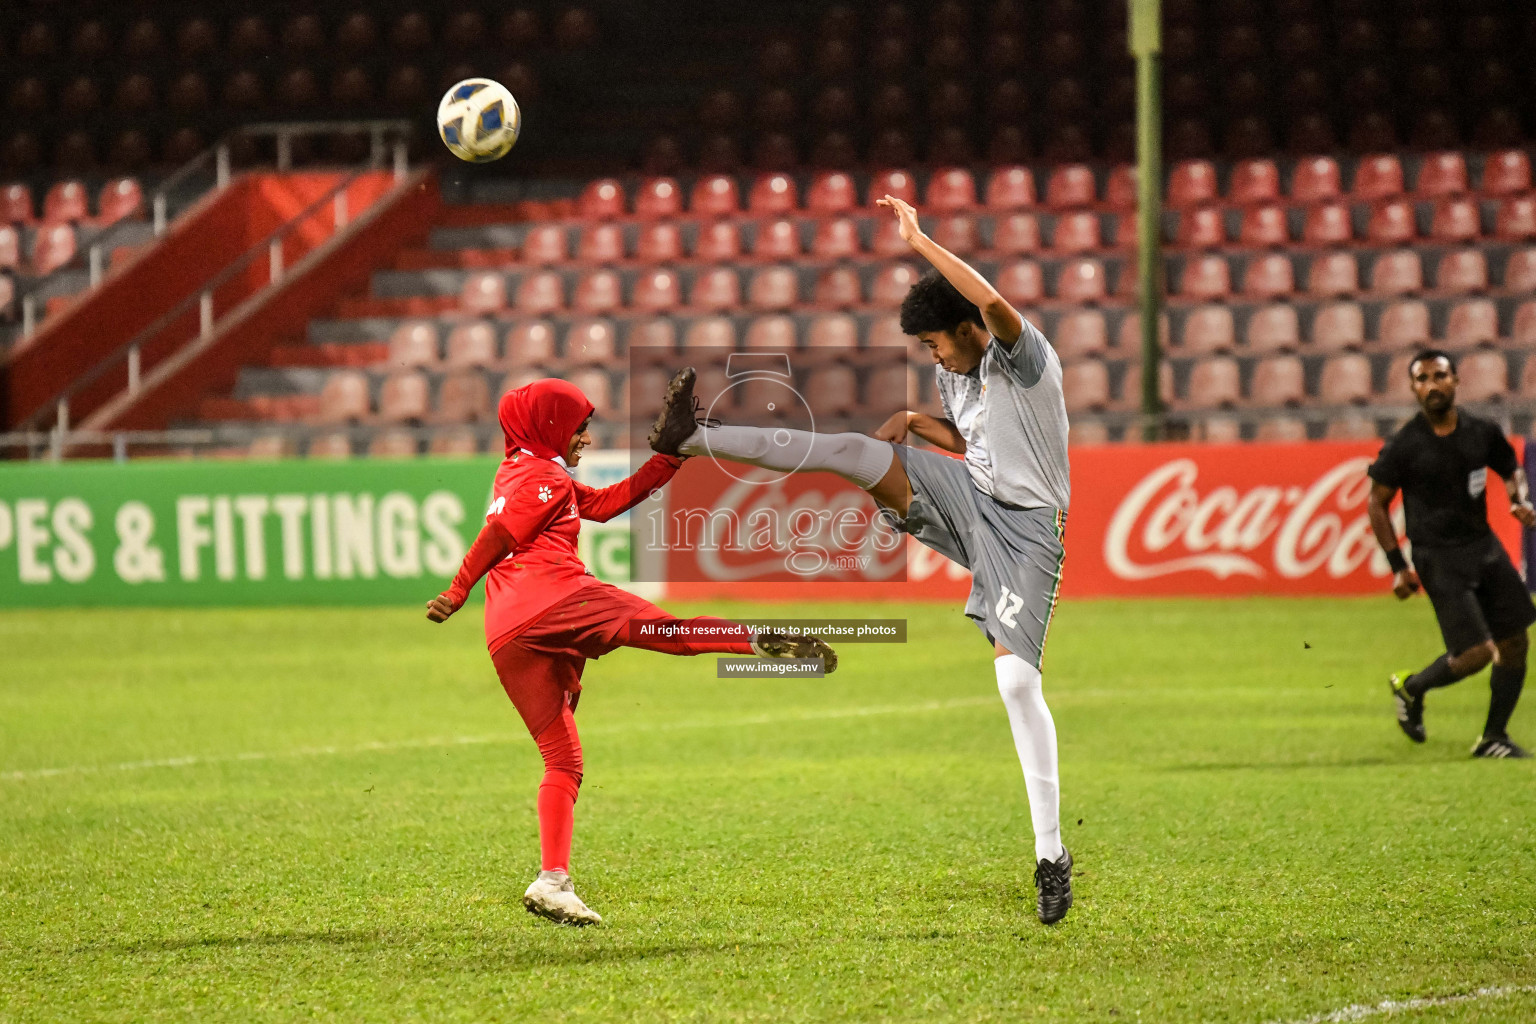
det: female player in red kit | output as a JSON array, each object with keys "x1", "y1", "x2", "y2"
[{"x1": 427, "y1": 378, "x2": 835, "y2": 926}]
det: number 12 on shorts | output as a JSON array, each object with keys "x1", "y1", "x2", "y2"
[{"x1": 995, "y1": 587, "x2": 1024, "y2": 628}]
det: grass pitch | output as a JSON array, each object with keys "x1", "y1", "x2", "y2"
[{"x1": 2, "y1": 597, "x2": 1534, "y2": 1023}]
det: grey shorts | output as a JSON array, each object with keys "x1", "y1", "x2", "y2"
[{"x1": 887, "y1": 445, "x2": 1067, "y2": 668}]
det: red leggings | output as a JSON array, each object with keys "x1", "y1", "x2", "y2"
[{"x1": 491, "y1": 580, "x2": 754, "y2": 873}]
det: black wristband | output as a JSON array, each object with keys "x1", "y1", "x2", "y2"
[{"x1": 1386, "y1": 549, "x2": 1409, "y2": 574}]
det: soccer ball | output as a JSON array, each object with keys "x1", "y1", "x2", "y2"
[{"x1": 437, "y1": 79, "x2": 521, "y2": 163}]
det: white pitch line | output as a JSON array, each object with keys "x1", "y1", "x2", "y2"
[
  {"x1": 1266, "y1": 984, "x2": 1536, "y2": 1024},
  {"x1": 0, "y1": 695, "x2": 996, "y2": 784}
]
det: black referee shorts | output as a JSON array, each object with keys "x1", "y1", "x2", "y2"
[{"x1": 1415, "y1": 535, "x2": 1536, "y2": 656}]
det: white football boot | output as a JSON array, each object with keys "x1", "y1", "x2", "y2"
[{"x1": 523, "y1": 870, "x2": 602, "y2": 926}]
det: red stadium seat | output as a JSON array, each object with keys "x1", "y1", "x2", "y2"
[
  {"x1": 1243, "y1": 254, "x2": 1295, "y2": 298},
  {"x1": 931, "y1": 214, "x2": 979, "y2": 255},
  {"x1": 1291, "y1": 156, "x2": 1342, "y2": 204},
  {"x1": 1116, "y1": 353, "x2": 1176, "y2": 411},
  {"x1": 1302, "y1": 201, "x2": 1353, "y2": 246},
  {"x1": 42, "y1": 181, "x2": 89, "y2": 223},
  {"x1": 871, "y1": 263, "x2": 922, "y2": 305},
  {"x1": 693, "y1": 221, "x2": 740, "y2": 262},
  {"x1": 991, "y1": 213, "x2": 1041, "y2": 254},
  {"x1": 436, "y1": 371, "x2": 493, "y2": 423},
  {"x1": 1446, "y1": 299, "x2": 1500, "y2": 347},
  {"x1": 806, "y1": 313, "x2": 859, "y2": 349},
  {"x1": 1378, "y1": 301, "x2": 1431, "y2": 347},
  {"x1": 1307, "y1": 252, "x2": 1360, "y2": 297},
  {"x1": 1103, "y1": 165, "x2": 1137, "y2": 211},
  {"x1": 1375, "y1": 353, "x2": 1416, "y2": 404},
  {"x1": 996, "y1": 259, "x2": 1044, "y2": 306},
  {"x1": 429, "y1": 427, "x2": 480, "y2": 456},
  {"x1": 810, "y1": 218, "x2": 861, "y2": 259},
  {"x1": 576, "y1": 223, "x2": 625, "y2": 263},
  {"x1": 1481, "y1": 150, "x2": 1531, "y2": 198},
  {"x1": 1248, "y1": 356, "x2": 1305, "y2": 407},
  {"x1": 682, "y1": 316, "x2": 736, "y2": 350},
  {"x1": 748, "y1": 173, "x2": 798, "y2": 215},
  {"x1": 1057, "y1": 258, "x2": 1107, "y2": 303},
  {"x1": 1414, "y1": 152, "x2": 1468, "y2": 198},
  {"x1": 1437, "y1": 250, "x2": 1489, "y2": 293},
  {"x1": 1044, "y1": 164, "x2": 1096, "y2": 210},
  {"x1": 927, "y1": 167, "x2": 977, "y2": 211},
  {"x1": 1229, "y1": 159, "x2": 1281, "y2": 205},
  {"x1": 689, "y1": 266, "x2": 741, "y2": 312},
  {"x1": 97, "y1": 178, "x2": 144, "y2": 226},
  {"x1": 752, "y1": 219, "x2": 801, "y2": 260},
  {"x1": 632, "y1": 268, "x2": 682, "y2": 312},
  {"x1": 377, "y1": 371, "x2": 430, "y2": 423},
  {"x1": 1352, "y1": 154, "x2": 1404, "y2": 201},
  {"x1": 691, "y1": 175, "x2": 740, "y2": 217},
  {"x1": 317, "y1": 371, "x2": 371, "y2": 424},
  {"x1": 521, "y1": 225, "x2": 567, "y2": 265},
  {"x1": 1176, "y1": 206, "x2": 1226, "y2": 249},
  {"x1": 572, "y1": 269, "x2": 621, "y2": 315},
  {"x1": 1366, "y1": 200, "x2": 1417, "y2": 245},
  {"x1": 1061, "y1": 360, "x2": 1112, "y2": 413},
  {"x1": 1456, "y1": 350, "x2": 1508, "y2": 402},
  {"x1": 1253, "y1": 418, "x2": 1308, "y2": 442},
  {"x1": 1319, "y1": 355, "x2": 1373, "y2": 405},
  {"x1": 444, "y1": 322, "x2": 499, "y2": 368},
  {"x1": 1369, "y1": 251, "x2": 1423, "y2": 295},
  {"x1": 632, "y1": 222, "x2": 681, "y2": 263},
  {"x1": 1430, "y1": 198, "x2": 1480, "y2": 243},
  {"x1": 566, "y1": 318, "x2": 618, "y2": 364},
  {"x1": 1312, "y1": 302, "x2": 1366, "y2": 352},
  {"x1": 1052, "y1": 212, "x2": 1100, "y2": 253},
  {"x1": 566, "y1": 368, "x2": 615, "y2": 416},
  {"x1": 1506, "y1": 249, "x2": 1536, "y2": 293},
  {"x1": 1495, "y1": 197, "x2": 1536, "y2": 242},
  {"x1": 634, "y1": 177, "x2": 683, "y2": 219},
  {"x1": 985, "y1": 166, "x2": 1037, "y2": 210},
  {"x1": 579, "y1": 178, "x2": 625, "y2": 219},
  {"x1": 868, "y1": 169, "x2": 918, "y2": 207},
  {"x1": 1184, "y1": 357, "x2": 1242, "y2": 409},
  {"x1": 1179, "y1": 255, "x2": 1231, "y2": 299},
  {"x1": 387, "y1": 321, "x2": 439, "y2": 367},
  {"x1": 513, "y1": 270, "x2": 564, "y2": 315},
  {"x1": 743, "y1": 314, "x2": 797, "y2": 349},
  {"x1": 803, "y1": 363, "x2": 860, "y2": 416},
  {"x1": 1246, "y1": 305, "x2": 1301, "y2": 353},
  {"x1": 2, "y1": 183, "x2": 35, "y2": 225},
  {"x1": 806, "y1": 171, "x2": 857, "y2": 214},
  {"x1": 461, "y1": 271, "x2": 508, "y2": 315},
  {"x1": 747, "y1": 266, "x2": 799, "y2": 311},
  {"x1": 1517, "y1": 303, "x2": 1536, "y2": 347},
  {"x1": 1167, "y1": 160, "x2": 1218, "y2": 209},
  {"x1": 1055, "y1": 310, "x2": 1109, "y2": 361},
  {"x1": 1180, "y1": 305, "x2": 1236, "y2": 355},
  {"x1": 1238, "y1": 204, "x2": 1289, "y2": 247},
  {"x1": 871, "y1": 217, "x2": 910, "y2": 258},
  {"x1": 504, "y1": 320, "x2": 558, "y2": 366},
  {"x1": 0, "y1": 225, "x2": 19, "y2": 270}
]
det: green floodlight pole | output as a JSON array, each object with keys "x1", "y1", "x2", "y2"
[{"x1": 1130, "y1": 0, "x2": 1164, "y2": 441}]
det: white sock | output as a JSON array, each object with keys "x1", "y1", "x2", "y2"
[
  {"x1": 994, "y1": 653, "x2": 1064, "y2": 863},
  {"x1": 678, "y1": 425, "x2": 894, "y2": 490}
]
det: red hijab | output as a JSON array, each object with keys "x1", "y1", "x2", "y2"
[{"x1": 498, "y1": 379, "x2": 595, "y2": 460}]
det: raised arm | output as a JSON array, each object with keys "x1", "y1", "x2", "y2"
[
  {"x1": 877, "y1": 194, "x2": 1023, "y2": 344},
  {"x1": 1367, "y1": 480, "x2": 1419, "y2": 600},
  {"x1": 573, "y1": 453, "x2": 683, "y2": 523}
]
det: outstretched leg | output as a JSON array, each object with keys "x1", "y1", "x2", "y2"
[{"x1": 1391, "y1": 641, "x2": 1494, "y2": 743}]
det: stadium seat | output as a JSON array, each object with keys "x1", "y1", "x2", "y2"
[
  {"x1": 752, "y1": 219, "x2": 801, "y2": 260},
  {"x1": 578, "y1": 178, "x2": 624, "y2": 220},
  {"x1": 1307, "y1": 252, "x2": 1360, "y2": 297},
  {"x1": 871, "y1": 263, "x2": 922, "y2": 305},
  {"x1": 444, "y1": 322, "x2": 498, "y2": 368},
  {"x1": 501, "y1": 367, "x2": 546, "y2": 395},
  {"x1": 1456, "y1": 350, "x2": 1508, "y2": 402},
  {"x1": 1229, "y1": 159, "x2": 1281, "y2": 205},
  {"x1": 1254, "y1": 417, "x2": 1308, "y2": 442},
  {"x1": 2, "y1": 183, "x2": 35, "y2": 225},
  {"x1": 742, "y1": 172, "x2": 795, "y2": 215},
  {"x1": 1481, "y1": 150, "x2": 1531, "y2": 198},
  {"x1": 1446, "y1": 299, "x2": 1500, "y2": 348},
  {"x1": 810, "y1": 218, "x2": 861, "y2": 259},
  {"x1": 871, "y1": 217, "x2": 911, "y2": 258},
  {"x1": 572, "y1": 269, "x2": 621, "y2": 315},
  {"x1": 1520, "y1": 354, "x2": 1536, "y2": 397},
  {"x1": 435, "y1": 371, "x2": 492, "y2": 423},
  {"x1": 1301, "y1": 202, "x2": 1354, "y2": 247},
  {"x1": 1248, "y1": 356, "x2": 1305, "y2": 407},
  {"x1": 1378, "y1": 300, "x2": 1431, "y2": 347},
  {"x1": 1324, "y1": 413, "x2": 1378, "y2": 440},
  {"x1": 572, "y1": 223, "x2": 622, "y2": 264},
  {"x1": 806, "y1": 172, "x2": 857, "y2": 214},
  {"x1": 678, "y1": 316, "x2": 733, "y2": 350},
  {"x1": 1179, "y1": 255, "x2": 1231, "y2": 299},
  {"x1": 1184, "y1": 357, "x2": 1242, "y2": 409},
  {"x1": 0, "y1": 226, "x2": 20, "y2": 270},
  {"x1": 1352, "y1": 154, "x2": 1404, "y2": 201},
  {"x1": 1516, "y1": 303, "x2": 1536, "y2": 347},
  {"x1": 1103, "y1": 165, "x2": 1137, "y2": 211},
  {"x1": 985, "y1": 166, "x2": 1037, "y2": 210},
  {"x1": 317, "y1": 371, "x2": 371, "y2": 424},
  {"x1": 521, "y1": 225, "x2": 567, "y2": 265},
  {"x1": 1055, "y1": 310, "x2": 1109, "y2": 361},
  {"x1": 634, "y1": 177, "x2": 683, "y2": 219},
  {"x1": 1318, "y1": 354, "x2": 1372, "y2": 405},
  {"x1": 1414, "y1": 152, "x2": 1468, "y2": 198},
  {"x1": 31, "y1": 224, "x2": 77, "y2": 275},
  {"x1": 814, "y1": 266, "x2": 863, "y2": 309},
  {"x1": 1495, "y1": 197, "x2": 1536, "y2": 242},
  {"x1": 632, "y1": 269, "x2": 682, "y2": 313},
  {"x1": 308, "y1": 432, "x2": 354, "y2": 459},
  {"x1": 1050, "y1": 212, "x2": 1099, "y2": 254},
  {"x1": 1044, "y1": 164, "x2": 1096, "y2": 210},
  {"x1": 1175, "y1": 206, "x2": 1226, "y2": 249},
  {"x1": 247, "y1": 433, "x2": 297, "y2": 459},
  {"x1": 567, "y1": 368, "x2": 615, "y2": 415},
  {"x1": 1116, "y1": 356, "x2": 1176, "y2": 410},
  {"x1": 387, "y1": 321, "x2": 439, "y2": 367},
  {"x1": 807, "y1": 313, "x2": 859, "y2": 349},
  {"x1": 1246, "y1": 304, "x2": 1301, "y2": 353},
  {"x1": 43, "y1": 181, "x2": 89, "y2": 224},
  {"x1": 1061, "y1": 360, "x2": 1112, "y2": 413},
  {"x1": 803, "y1": 363, "x2": 860, "y2": 416},
  {"x1": 747, "y1": 266, "x2": 799, "y2": 311},
  {"x1": 1369, "y1": 251, "x2": 1423, "y2": 295},
  {"x1": 692, "y1": 175, "x2": 740, "y2": 217},
  {"x1": 97, "y1": 178, "x2": 144, "y2": 226},
  {"x1": 377, "y1": 371, "x2": 430, "y2": 423},
  {"x1": 1290, "y1": 156, "x2": 1342, "y2": 204},
  {"x1": 1436, "y1": 250, "x2": 1489, "y2": 293},
  {"x1": 991, "y1": 212, "x2": 1042, "y2": 254},
  {"x1": 693, "y1": 221, "x2": 740, "y2": 261},
  {"x1": 1430, "y1": 198, "x2": 1481, "y2": 243},
  {"x1": 867, "y1": 315, "x2": 912, "y2": 356},
  {"x1": 867, "y1": 169, "x2": 918, "y2": 207},
  {"x1": 1167, "y1": 160, "x2": 1218, "y2": 209},
  {"x1": 460, "y1": 272, "x2": 507, "y2": 315},
  {"x1": 1180, "y1": 306, "x2": 1236, "y2": 355},
  {"x1": 689, "y1": 266, "x2": 741, "y2": 312},
  {"x1": 1503, "y1": 249, "x2": 1536, "y2": 293},
  {"x1": 930, "y1": 215, "x2": 979, "y2": 255},
  {"x1": 1196, "y1": 416, "x2": 1242, "y2": 443},
  {"x1": 504, "y1": 320, "x2": 558, "y2": 366},
  {"x1": 566, "y1": 318, "x2": 618, "y2": 364},
  {"x1": 1239, "y1": 204, "x2": 1289, "y2": 247},
  {"x1": 927, "y1": 167, "x2": 977, "y2": 212},
  {"x1": 1366, "y1": 200, "x2": 1417, "y2": 245},
  {"x1": 1068, "y1": 420, "x2": 1111, "y2": 446},
  {"x1": 1057, "y1": 258, "x2": 1107, "y2": 303},
  {"x1": 429, "y1": 427, "x2": 480, "y2": 456},
  {"x1": 1312, "y1": 302, "x2": 1366, "y2": 352},
  {"x1": 743, "y1": 314, "x2": 797, "y2": 349}
]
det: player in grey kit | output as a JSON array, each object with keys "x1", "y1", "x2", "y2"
[{"x1": 648, "y1": 194, "x2": 1075, "y2": 924}]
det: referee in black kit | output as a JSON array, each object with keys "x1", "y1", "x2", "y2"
[{"x1": 1367, "y1": 349, "x2": 1536, "y2": 758}]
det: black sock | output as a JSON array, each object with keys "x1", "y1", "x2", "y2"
[
  {"x1": 1484, "y1": 661, "x2": 1526, "y2": 739},
  {"x1": 1405, "y1": 654, "x2": 1460, "y2": 699}
]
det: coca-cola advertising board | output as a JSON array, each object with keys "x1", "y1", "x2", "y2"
[{"x1": 658, "y1": 442, "x2": 1525, "y2": 602}]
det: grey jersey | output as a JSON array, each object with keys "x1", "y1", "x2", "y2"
[{"x1": 934, "y1": 319, "x2": 1071, "y2": 511}]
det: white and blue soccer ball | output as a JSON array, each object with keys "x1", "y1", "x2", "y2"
[{"x1": 437, "y1": 78, "x2": 521, "y2": 163}]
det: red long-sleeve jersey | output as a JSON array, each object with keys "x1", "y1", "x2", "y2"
[{"x1": 445, "y1": 450, "x2": 682, "y2": 652}]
